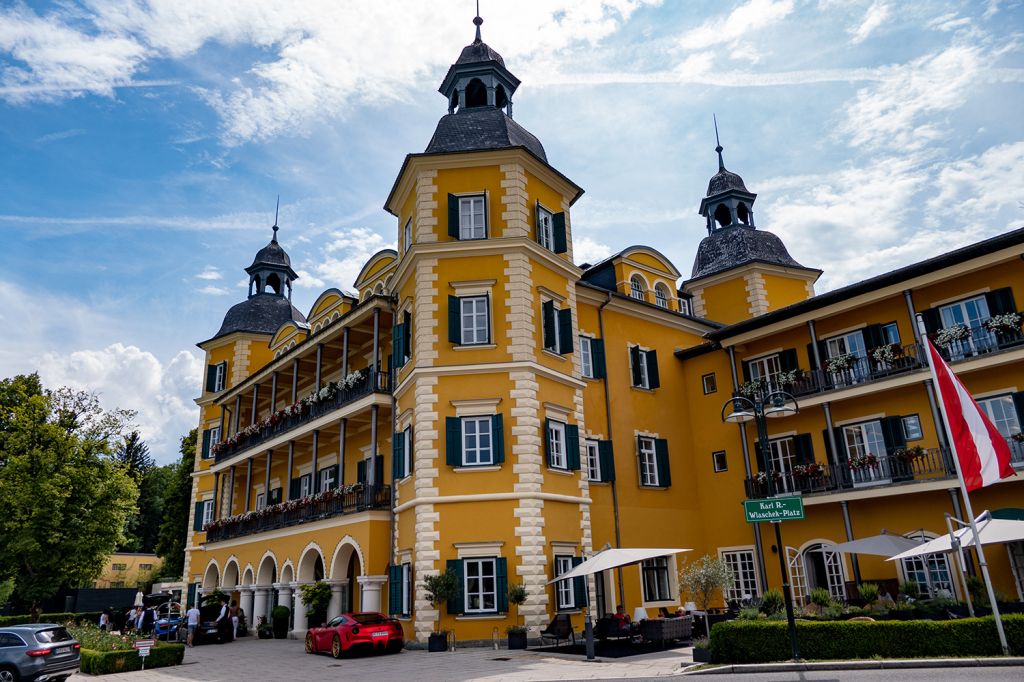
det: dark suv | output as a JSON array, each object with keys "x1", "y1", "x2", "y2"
[{"x1": 0, "y1": 624, "x2": 80, "y2": 682}]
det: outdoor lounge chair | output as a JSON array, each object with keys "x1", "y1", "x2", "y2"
[
  {"x1": 539, "y1": 613, "x2": 576, "y2": 647},
  {"x1": 639, "y1": 615, "x2": 693, "y2": 648},
  {"x1": 594, "y1": 616, "x2": 633, "y2": 641}
]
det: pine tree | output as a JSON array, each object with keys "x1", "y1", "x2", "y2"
[{"x1": 155, "y1": 430, "x2": 197, "y2": 579}]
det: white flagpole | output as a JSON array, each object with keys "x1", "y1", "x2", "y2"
[{"x1": 917, "y1": 316, "x2": 1008, "y2": 654}]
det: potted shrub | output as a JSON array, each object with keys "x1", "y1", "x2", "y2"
[
  {"x1": 256, "y1": 616, "x2": 273, "y2": 639},
  {"x1": 506, "y1": 583, "x2": 529, "y2": 650},
  {"x1": 299, "y1": 581, "x2": 332, "y2": 628},
  {"x1": 271, "y1": 605, "x2": 290, "y2": 639},
  {"x1": 692, "y1": 636, "x2": 711, "y2": 663},
  {"x1": 679, "y1": 554, "x2": 735, "y2": 637},
  {"x1": 423, "y1": 570, "x2": 459, "y2": 652}
]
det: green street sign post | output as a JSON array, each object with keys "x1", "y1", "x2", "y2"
[{"x1": 744, "y1": 496, "x2": 805, "y2": 523}]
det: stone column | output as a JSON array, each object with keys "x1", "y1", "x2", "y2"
[
  {"x1": 327, "y1": 579, "x2": 349, "y2": 619},
  {"x1": 274, "y1": 582, "x2": 292, "y2": 610},
  {"x1": 252, "y1": 587, "x2": 269, "y2": 629},
  {"x1": 357, "y1": 575, "x2": 387, "y2": 612},
  {"x1": 291, "y1": 583, "x2": 308, "y2": 635},
  {"x1": 239, "y1": 587, "x2": 255, "y2": 632}
]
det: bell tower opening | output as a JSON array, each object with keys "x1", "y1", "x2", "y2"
[
  {"x1": 266, "y1": 273, "x2": 282, "y2": 295},
  {"x1": 714, "y1": 204, "x2": 732, "y2": 229},
  {"x1": 495, "y1": 84, "x2": 508, "y2": 109},
  {"x1": 737, "y1": 202, "x2": 751, "y2": 226},
  {"x1": 465, "y1": 78, "x2": 487, "y2": 108}
]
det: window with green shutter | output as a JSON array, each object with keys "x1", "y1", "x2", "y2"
[
  {"x1": 201, "y1": 429, "x2": 212, "y2": 459},
  {"x1": 654, "y1": 438, "x2": 671, "y2": 487},
  {"x1": 565, "y1": 424, "x2": 581, "y2": 471},
  {"x1": 629, "y1": 346, "x2": 658, "y2": 389},
  {"x1": 552, "y1": 212, "x2": 567, "y2": 254},
  {"x1": 193, "y1": 501, "x2": 205, "y2": 531},
  {"x1": 446, "y1": 415, "x2": 502, "y2": 467},
  {"x1": 542, "y1": 300, "x2": 557, "y2": 351},
  {"x1": 557, "y1": 308, "x2": 573, "y2": 354},
  {"x1": 388, "y1": 564, "x2": 403, "y2": 616},
  {"x1": 598, "y1": 440, "x2": 615, "y2": 482},
  {"x1": 446, "y1": 559, "x2": 464, "y2": 615}
]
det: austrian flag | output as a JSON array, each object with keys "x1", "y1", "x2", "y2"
[{"x1": 924, "y1": 339, "x2": 1016, "y2": 491}]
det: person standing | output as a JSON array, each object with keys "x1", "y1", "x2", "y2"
[
  {"x1": 98, "y1": 609, "x2": 110, "y2": 632},
  {"x1": 228, "y1": 600, "x2": 240, "y2": 639},
  {"x1": 186, "y1": 603, "x2": 201, "y2": 647},
  {"x1": 215, "y1": 597, "x2": 231, "y2": 643}
]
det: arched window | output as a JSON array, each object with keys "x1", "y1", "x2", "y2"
[
  {"x1": 654, "y1": 284, "x2": 670, "y2": 309},
  {"x1": 495, "y1": 84, "x2": 508, "y2": 109},
  {"x1": 630, "y1": 276, "x2": 646, "y2": 301},
  {"x1": 899, "y1": 533, "x2": 955, "y2": 598},
  {"x1": 465, "y1": 78, "x2": 487, "y2": 108},
  {"x1": 737, "y1": 202, "x2": 751, "y2": 225},
  {"x1": 714, "y1": 204, "x2": 732, "y2": 228},
  {"x1": 266, "y1": 273, "x2": 282, "y2": 295}
]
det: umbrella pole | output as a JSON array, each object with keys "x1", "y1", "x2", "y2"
[
  {"x1": 946, "y1": 514, "x2": 974, "y2": 618},
  {"x1": 585, "y1": 610, "x2": 595, "y2": 661},
  {"x1": 917, "y1": 529, "x2": 935, "y2": 599}
]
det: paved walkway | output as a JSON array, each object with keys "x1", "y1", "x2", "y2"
[{"x1": 70, "y1": 636, "x2": 692, "y2": 681}]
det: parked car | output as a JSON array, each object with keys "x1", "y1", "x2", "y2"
[
  {"x1": 193, "y1": 595, "x2": 229, "y2": 645},
  {"x1": 304, "y1": 612, "x2": 403, "y2": 658},
  {"x1": 0, "y1": 624, "x2": 80, "y2": 682}
]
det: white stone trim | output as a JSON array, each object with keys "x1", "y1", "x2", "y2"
[{"x1": 455, "y1": 541, "x2": 505, "y2": 558}]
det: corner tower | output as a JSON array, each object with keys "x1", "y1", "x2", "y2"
[{"x1": 682, "y1": 133, "x2": 820, "y2": 324}]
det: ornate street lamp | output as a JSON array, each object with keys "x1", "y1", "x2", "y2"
[{"x1": 721, "y1": 389, "x2": 801, "y2": 661}]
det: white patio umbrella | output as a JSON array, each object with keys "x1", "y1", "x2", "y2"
[
  {"x1": 833, "y1": 532, "x2": 924, "y2": 557},
  {"x1": 545, "y1": 548, "x2": 691, "y2": 584},
  {"x1": 888, "y1": 519, "x2": 1024, "y2": 562}
]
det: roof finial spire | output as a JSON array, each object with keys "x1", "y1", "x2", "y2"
[
  {"x1": 713, "y1": 113, "x2": 725, "y2": 171},
  {"x1": 473, "y1": 1, "x2": 483, "y2": 43},
  {"x1": 272, "y1": 195, "x2": 280, "y2": 242}
]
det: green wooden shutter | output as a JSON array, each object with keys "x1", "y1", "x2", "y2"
[
  {"x1": 357, "y1": 460, "x2": 367, "y2": 485},
  {"x1": 448, "y1": 296, "x2": 461, "y2": 344},
  {"x1": 404, "y1": 310, "x2": 413, "y2": 359},
  {"x1": 392, "y1": 432, "x2": 404, "y2": 480},
  {"x1": 986, "y1": 287, "x2": 1016, "y2": 316},
  {"x1": 754, "y1": 440, "x2": 766, "y2": 472},
  {"x1": 543, "y1": 418, "x2": 553, "y2": 466},
  {"x1": 374, "y1": 455, "x2": 384, "y2": 487},
  {"x1": 1013, "y1": 392, "x2": 1024, "y2": 428},
  {"x1": 598, "y1": 440, "x2": 615, "y2": 482},
  {"x1": 654, "y1": 438, "x2": 671, "y2": 487},
  {"x1": 492, "y1": 414, "x2": 505, "y2": 464},
  {"x1": 779, "y1": 348, "x2": 799, "y2": 373},
  {"x1": 882, "y1": 416, "x2": 906, "y2": 453},
  {"x1": 571, "y1": 556, "x2": 587, "y2": 609},
  {"x1": 289, "y1": 478, "x2": 300, "y2": 500},
  {"x1": 542, "y1": 300, "x2": 556, "y2": 350},
  {"x1": 446, "y1": 559, "x2": 464, "y2": 615},
  {"x1": 270, "y1": 487, "x2": 282, "y2": 505},
  {"x1": 566, "y1": 424, "x2": 581, "y2": 471},
  {"x1": 407, "y1": 426, "x2": 414, "y2": 475},
  {"x1": 534, "y1": 201, "x2": 542, "y2": 244},
  {"x1": 392, "y1": 323, "x2": 405, "y2": 368},
  {"x1": 552, "y1": 212, "x2": 567, "y2": 254},
  {"x1": 629, "y1": 345, "x2": 643, "y2": 386},
  {"x1": 863, "y1": 324, "x2": 885, "y2": 350},
  {"x1": 388, "y1": 564, "x2": 402, "y2": 616},
  {"x1": 806, "y1": 343, "x2": 820, "y2": 370},
  {"x1": 205, "y1": 365, "x2": 217, "y2": 392},
  {"x1": 496, "y1": 558, "x2": 509, "y2": 613},
  {"x1": 201, "y1": 429, "x2": 212, "y2": 459},
  {"x1": 646, "y1": 350, "x2": 660, "y2": 389},
  {"x1": 921, "y1": 308, "x2": 942, "y2": 336},
  {"x1": 557, "y1": 308, "x2": 573, "y2": 354},
  {"x1": 591, "y1": 338, "x2": 607, "y2": 379},
  {"x1": 193, "y1": 501, "x2": 205, "y2": 531},
  {"x1": 741, "y1": 360, "x2": 752, "y2": 383},
  {"x1": 793, "y1": 434, "x2": 815, "y2": 465},
  {"x1": 447, "y1": 194, "x2": 460, "y2": 239},
  {"x1": 446, "y1": 417, "x2": 462, "y2": 466}
]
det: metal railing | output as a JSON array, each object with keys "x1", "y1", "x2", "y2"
[
  {"x1": 214, "y1": 370, "x2": 390, "y2": 462},
  {"x1": 204, "y1": 484, "x2": 391, "y2": 543},
  {"x1": 934, "y1": 324, "x2": 1024, "y2": 362}
]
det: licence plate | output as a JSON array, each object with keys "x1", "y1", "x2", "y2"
[
  {"x1": 56, "y1": 646, "x2": 71, "y2": 655},
  {"x1": 371, "y1": 631, "x2": 388, "y2": 638}
]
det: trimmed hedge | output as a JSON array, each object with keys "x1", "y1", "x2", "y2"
[
  {"x1": 710, "y1": 615, "x2": 1024, "y2": 663},
  {"x1": 80, "y1": 643, "x2": 185, "y2": 675},
  {"x1": 0, "y1": 611, "x2": 104, "y2": 627}
]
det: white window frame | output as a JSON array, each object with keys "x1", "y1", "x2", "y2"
[
  {"x1": 768, "y1": 437, "x2": 796, "y2": 493},
  {"x1": 747, "y1": 354, "x2": 781, "y2": 381},
  {"x1": 319, "y1": 467, "x2": 336, "y2": 491},
  {"x1": 403, "y1": 217, "x2": 412, "y2": 252},
  {"x1": 654, "y1": 284, "x2": 670, "y2": 308},
  {"x1": 702, "y1": 373, "x2": 717, "y2": 394},
  {"x1": 460, "y1": 296, "x2": 489, "y2": 346},
  {"x1": 401, "y1": 562, "x2": 412, "y2": 616},
  {"x1": 214, "y1": 362, "x2": 226, "y2": 392},
  {"x1": 580, "y1": 336, "x2": 594, "y2": 378},
  {"x1": 555, "y1": 555, "x2": 575, "y2": 610},
  {"x1": 401, "y1": 427, "x2": 412, "y2": 478},
  {"x1": 633, "y1": 348, "x2": 651, "y2": 389},
  {"x1": 209, "y1": 426, "x2": 221, "y2": 448},
  {"x1": 897, "y1": 534, "x2": 955, "y2": 599},
  {"x1": 826, "y1": 330, "x2": 867, "y2": 359},
  {"x1": 255, "y1": 492, "x2": 266, "y2": 511},
  {"x1": 548, "y1": 420, "x2": 567, "y2": 470},
  {"x1": 881, "y1": 322, "x2": 900, "y2": 345},
  {"x1": 720, "y1": 548, "x2": 760, "y2": 601},
  {"x1": 462, "y1": 416, "x2": 494, "y2": 466},
  {"x1": 630, "y1": 276, "x2": 646, "y2": 301},
  {"x1": 641, "y1": 556, "x2": 672, "y2": 602},
  {"x1": 978, "y1": 394, "x2": 1021, "y2": 439},
  {"x1": 201, "y1": 499, "x2": 214, "y2": 528},
  {"x1": 299, "y1": 474, "x2": 312, "y2": 498},
  {"x1": 459, "y1": 195, "x2": 487, "y2": 240},
  {"x1": 463, "y1": 557, "x2": 497, "y2": 613},
  {"x1": 712, "y1": 450, "x2": 728, "y2": 473},
  {"x1": 901, "y1": 415, "x2": 924, "y2": 441},
  {"x1": 638, "y1": 436, "x2": 658, "y2": 487},
  {"x1": 585, "y1": 439, "x2": 601, "y2": 482},
  {"x1": 537, "y1": 206, "x2": 554, "y2": 250},
  {"x1": 679, "y1": 299, "x2": 690, "y2": 315}
]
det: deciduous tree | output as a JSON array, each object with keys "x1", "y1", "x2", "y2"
[{"x1": 155, "y1": 429, "x2": 197, "y2": 579}]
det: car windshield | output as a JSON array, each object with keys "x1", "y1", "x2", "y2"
[
  {"x1": 350, "y1": 613, "x2": 386, "y2": 625},
  {"x1": 35, "y1": 628, "x2": 73, "y2": 643}
]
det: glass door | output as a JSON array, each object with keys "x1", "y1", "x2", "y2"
[
  {"x1": 826, "y1": 331, "x2": 868, "y2": 385},
  {"x1": 768, "y1": 437, "x2": 796, "y2": 493},
  {"x1": 786, "y1": 547, "x2": 806, "y2": 606},
  {"x1": 940, "y1": 296, "x2": 993, "y2": 358},
  {"x1": 843, "y1": 421, "x2": 891, "y2": 486}
]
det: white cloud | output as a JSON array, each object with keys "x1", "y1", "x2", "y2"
[
  {"x1": 34, "y1": 128, "x2": 85, "y2": 143},
  {"x1": 927, "y1": 141, "x2": 1024, "y2": 232},
  {"x1": 677, "y1": 0, "x2": 794, "y2": 51},
  {"x1": 196, "y1": 267, "x2": 222, "y2": 280},
  {"x1": 197, "y1": 285, "x2": 229, "y2": 295},
  {"x1": 574, "y1": 236, "x2": 613, "y2": 265},
  {"x1": 36, "y1": 344, "x2": 203, "y2": 465},
  {"x1": 849, "y1": 1, "x2": 890, "y2": 44},
  {"x1": 312, "y1": 226, "x2": 393, "y2": 291}
]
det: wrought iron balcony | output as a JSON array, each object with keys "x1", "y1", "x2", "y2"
[
  {"x1": 213, "y1": 370, "x2": 391, "y2": 462},
  {"x1": 204, "y1": 484, "x2": 391, "y2": 543},
  {"x1": 934, "y1": 324, "x2": 1024, "y2": 362}
]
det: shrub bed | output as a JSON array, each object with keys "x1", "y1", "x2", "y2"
[
  {"x1": 79, "y1": 643, "x2": 185, "y2": 675},
  {"x1": 0, "y1": 611, "x2": 104, "y2": 627},
  {"x1": 710, "y1": 615, "x2": 1024, "y2": 663}
]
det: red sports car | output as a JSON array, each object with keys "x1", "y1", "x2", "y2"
[{"x1": 305, "y1": 612, "x2": 404, "y2": 658}]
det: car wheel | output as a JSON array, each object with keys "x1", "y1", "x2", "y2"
[
  {"x1": 305, "y1": 632, "x2": 315, "y2": 654},
  {"x1": 331, "y1": 634, "x2": 342, "y2": 659},
  {"x1": 387, "y1": 640, "x2": 404, "y2": 654},
  {"x1": 0, "y1": 665, "x2": 18, "y2": 682}
]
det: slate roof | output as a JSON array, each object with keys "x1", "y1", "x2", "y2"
[
  {"x1": 248, "y1": 238, "x2": 292, "y2": 269},
  {"x1": 425, "y1": 106, "x2": 547, "y2": 162},
  {"x1": 707, "y1": 168, "x2": 749, "y2": 196},
  {"x1": 689, "y1": 225, "x2": 814, "y2": 281},
  {"x1": 456, "y1": 39, "x2": 505, "y2": 67},
  {"x1": 209, "y1": 293, "x2": 306, "y2": 342}
]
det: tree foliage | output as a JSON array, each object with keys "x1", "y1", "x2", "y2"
[
  {"x1": 679, "y1": 554, "x2": 735, "y2": 611},
  {"x1": 114, "y1": 430, "x2": 154, "y2": 482},
  {"x1": 155, "y1": 429, "x2": 197, "y2": 580},
  {"x1": 0, "y1": 374, "x2": 138, "y2": 614}
]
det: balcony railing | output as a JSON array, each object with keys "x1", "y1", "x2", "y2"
[
  {"x1": 204, "y1": 484, "x2": 391, "y2": 543},
  {"x1": 214, "y1": 370, "x2": 391, "y2": 462},
  {"x1": 934, "y1": 324, "x2": 1024, "y2": 362}
]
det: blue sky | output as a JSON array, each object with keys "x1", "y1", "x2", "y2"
[{"x1": 2, "y1": 0, "x2": 1023, "y2": 463}]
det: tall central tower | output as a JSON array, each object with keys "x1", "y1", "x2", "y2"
[{"x1": 385, "y1": 14, "x2": 592, "y2": 642}]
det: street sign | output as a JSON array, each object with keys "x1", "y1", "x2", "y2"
[
  {"x1": 134, "y1": 639, "x2": 154, "y2": 669},
  {"x1": 744, "y1": 496, "x2": 805, "y2": 523}
]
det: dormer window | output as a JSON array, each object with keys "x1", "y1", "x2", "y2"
[
  {"x1": 654, "y1": 284, "x2": 670, "y2": 309},
  {"x1": 630, "y1": 276, "x2": 646, "y2": 301}
]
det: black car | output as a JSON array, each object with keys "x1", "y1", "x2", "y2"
[
  {"x1": 0, "y1": 624, "x2": 80, "y2": 682},
  {"x1": 193, "y1": 595, "x2": 229, "y2": 645}
]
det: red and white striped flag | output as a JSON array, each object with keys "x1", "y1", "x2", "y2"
[{"x1": 924, "y1": 339, "x2": 1016, "y2": 491}]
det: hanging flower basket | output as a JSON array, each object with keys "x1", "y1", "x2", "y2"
[
  {"x1": 847, "y1": 453, "x2": 879, "y2": 471},
  {"x1": 983, "y1": 313, "x2": 1022, "y2": 335},
  {"x1": 871, "y1": 343, "x2": 901, "y2": 364},
  {"x1": 792, "y1": 462, "x2": 823, "y2": 478},
  {"x1": 740, "y1": 379, "x2": 764, "y2": 397},
  {"x1": 893, "y1": 446, "x2": 926, "y2": 462},
  {"x1": 825, "y1": 352, "x2": 857, "y2": 372},
  {"x1": 935, "y1": 323, "x2": 970, "y2": 347}
]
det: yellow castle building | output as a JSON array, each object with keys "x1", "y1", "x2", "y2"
[{"x1": 182, "y1": 17, "x2": 1024, "y2": 644}]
